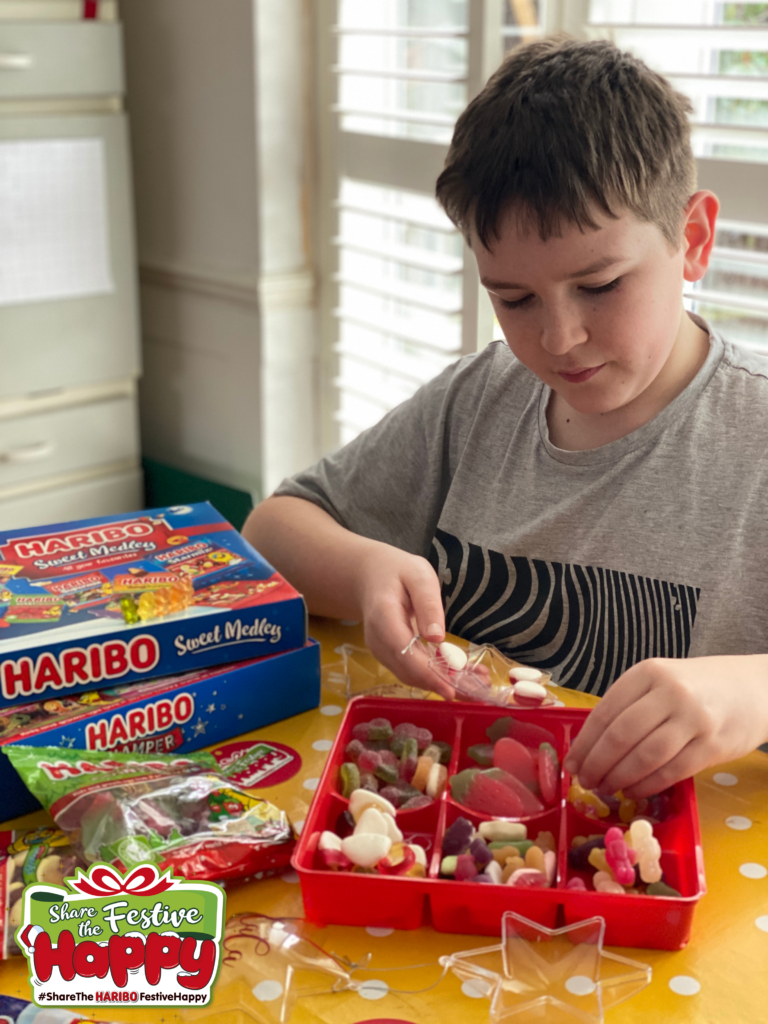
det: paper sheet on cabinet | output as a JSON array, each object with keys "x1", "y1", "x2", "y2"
[{"x1": 0, "y1": 137, "x2": 114, "y2": 306}]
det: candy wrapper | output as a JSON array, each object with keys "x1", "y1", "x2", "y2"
[
  {"x1": 408, "y1": 637, "x2": 555, "y2": 707},
  {"x1": 1, "y1": 826, "x2": 86, "y2": 958},
  {"x1": 4, "y1": 746, "x2": 294, "y2": 883}
]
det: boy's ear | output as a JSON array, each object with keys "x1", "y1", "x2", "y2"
[{"x1": 682, "y1": 190, "x2": 720, "y2": 283}]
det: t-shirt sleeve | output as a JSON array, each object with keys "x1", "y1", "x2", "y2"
[{"x1": 273, "y1": 356, "x2": 474, "y2": 558}]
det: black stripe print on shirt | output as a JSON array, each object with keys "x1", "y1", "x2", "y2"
[{"x1": 428, "y1": 528, "x2": 701, "y2": 697}]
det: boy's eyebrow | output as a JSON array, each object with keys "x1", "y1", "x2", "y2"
[{"x1": 481, "y1": 255, "x2": 626, "y2": 291}]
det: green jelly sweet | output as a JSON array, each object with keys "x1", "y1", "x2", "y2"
[{"x1": 340, "y1": 762, "x2": 360, "y2": 798}]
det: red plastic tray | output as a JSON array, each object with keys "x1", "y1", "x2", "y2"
[{"x1": 292, "y1": 697, "x2": 706, "y2": 949}]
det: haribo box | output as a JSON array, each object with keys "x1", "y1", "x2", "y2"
[
  {"x1": 0, "y1": 503, "x2": 307, "y2": 708},
  {"x1": 0, "y1": 640, "x2": 320, "y2": 819}
]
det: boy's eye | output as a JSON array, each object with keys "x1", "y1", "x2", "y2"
[
  {"x1": 581, "y1": 277, "x2": 622, "y2": 296},
  {"x1": 496, "y1": 277, "x2": 622, "y2": 310}
]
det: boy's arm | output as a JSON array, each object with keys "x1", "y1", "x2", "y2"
[
  {"x1": 241, "y1": 496, "x2": 454, "y2": 698},
  {"x1": 563, "y1": 654, "x2": 768, "y2": 798}
]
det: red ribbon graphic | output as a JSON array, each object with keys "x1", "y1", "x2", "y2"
[{"x1": 68, "y1": 864, "x2": 175, "y2": 898}]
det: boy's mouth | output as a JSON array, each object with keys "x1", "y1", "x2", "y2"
[{"x1": 557, "y1": 364, "x2": 605, "y2": 384}]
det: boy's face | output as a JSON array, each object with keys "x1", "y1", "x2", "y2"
[{"x1": 473, "y1": 205, "x2": 698, "y2": 418}]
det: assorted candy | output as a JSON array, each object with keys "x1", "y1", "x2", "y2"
[
  {"x1": 568, "y1": 820, "x2": 679, "y2": 897},
  {"x1": 340, "y1": 718, "x2": 451, "y2": 809},
  {"x1": 440, "y1": 817, "x2": 557, "y2": 888},
  {"x1": 317, "y1": 789, "x2": 427, "y2": 877},
  {"x1": 5, "y1": 745, "x2": 294, "y2": 884},
  {"x1": 567, "y1": 774, "x2": 674, "y2": 825}
]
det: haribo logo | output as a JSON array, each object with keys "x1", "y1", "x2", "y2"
[
  {"x1": 0, "y1": 635, "x2": 160, "y2": 699},
  {"x1": 17, "y1": 862, "x2": 224, "y2": 1008},
  {"x1": 9, "y1": 521, "x2": 155, "y2": 561},
  {"x1": 85, "y1": 693, "x2": 195, "y2": 751}
]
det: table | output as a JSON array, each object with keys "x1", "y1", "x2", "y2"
[{"x1": 1, "y1": 616, "x2": 767, "y2": 1023}]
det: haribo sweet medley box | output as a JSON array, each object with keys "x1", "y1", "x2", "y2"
[
  {"x1": 0, "y1": 641, "x2": 321, "y2": 820},
  {"x1": 0, "y1": 503, "x2": 307, "y2": 708}
]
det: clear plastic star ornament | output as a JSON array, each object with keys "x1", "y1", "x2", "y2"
[{"x1": 439, "y1": 912, "x2": 651, "y2": 1023}]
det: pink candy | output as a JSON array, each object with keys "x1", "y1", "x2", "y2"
[{"x1": 605, "y1": 826, "x2": 637, "y2": 886}]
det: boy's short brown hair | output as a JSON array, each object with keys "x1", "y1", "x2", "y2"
[{"x1": 435, "y1": 36, "x2": 696, "y2": 251}]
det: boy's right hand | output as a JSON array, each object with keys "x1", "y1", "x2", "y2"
[{"x1": 356, "y1": 546, "x2": 456, "y2": 700}]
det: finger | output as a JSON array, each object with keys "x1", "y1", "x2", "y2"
[
  {"x1": 576, "y1": 691, "x2": 673, "y2": 792},
  {"x1": 620, "y1": 735, "x2": 711, "y2": 800},
  {"x1": 365, "y1": 595, "x2": 456, "y2": 700},
  {"x1": 592, "y1": 716, "x2": 694, "y2": 795},
  {"x1": 403, "y1": 563, "x2": 445, "y2": 642},
  {"x1": 563, "y1": 669, "x2": 655, "y2": 775}
]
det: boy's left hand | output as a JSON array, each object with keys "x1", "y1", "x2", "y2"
[{"x1": 562, "y1": 655, "x2": 768, "y2": 799}]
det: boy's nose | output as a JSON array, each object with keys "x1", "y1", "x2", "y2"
[{"x1": 539, "y1": 308, "x2": 588, "y2": 355}]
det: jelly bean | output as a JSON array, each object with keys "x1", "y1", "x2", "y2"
[
  {"x1": 508, "y1": 868, "x2": 548, "y2": 887},
  {"x1": 501, "y1": 857, "x2": 526, "y2": 883},
  {"x1": 340, "y1": 762, "x2": 360, "y2": 798},
  {"x1": 433, "y1": 741, "x2": 453, "y2": 765},
  {"x1": 411, "y1": 755, "x2": 435, "y2": 793},
  {"x1": 400, "y1": 793, "x2": 432, "y2": 810},
  {"x1": 426, "y1": 763, "x2": 448, "y2": 799},
  {"x1": 478, "y1": 820, "x2": 527, "y2": 844},
  {"x1": 441, "y1": 855, "x2": 458, "y2": 876},
  {"x1": 647, "y1": 880, "x2": 681, "y2": 897},
  {"x1": 525, "y1": 845, "x2": 545, "y2": 873},
  {"x1": 566, "y1": 876, "x2": 588, "y2": 890},
  {"x1": 628, "y1": 819, "x2": 662, "y2": 883},
  {"x1": 345, "y1": 739, "x2": 366, "y2": 763},
  {"x1": 468, "y1": 743, "x2": 496, "y2": 766},
  {"x1": 493, "y1": 737, "x2": 538, "y2": 790},
  {"x1": 120, "y1": 597, "x2": 140, "y2": 624},
  {"x1": 538, "y1": 743, "x2": 560, "y2": 806},
  {"x1": 486, "y1": 716, "x2": 557, "y2": 748},
  {"x1": 341, "y1": 833, "x2": 392, "y2": 868},
  {"x1": 605, "y1": 826, "x2": 636, "y2": 886},
  {"x1": 485, "y1": 860, "x2": 503, "y2": 884},
  {"x1": 348, "y1": 790, "x2": 397, "y2": 821},
  {"x1": 438, "y1": 641, "x2": 468, "y2": 671},
  {"x1": 470, "y1": 837, "x2": 494, "y2": 868},
  {"x1": 374, "y1": 762, "x2": 399, "y2": 786},
  {"x1": 508, "y1": 666, "x2": 544, "y2": 683},
  {"x1": 455, "y1": 853, "x2": 478, "y2": 881}
]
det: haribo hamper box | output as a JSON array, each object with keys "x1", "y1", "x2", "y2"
[
  {"x1": 0, "y1": 642, "x2": 321, "y2": 819},
  {"x1": 0, "y1": 502, "x2": 308, "y2": 707}
]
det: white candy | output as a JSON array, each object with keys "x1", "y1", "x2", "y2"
[
  {"x1": 348, "y1": 789, "x2": 397, "y2": 821},
  {"x1": 341, "y1": 833, "x2": 392, "y2": 868},
  {"x1": 438, "y1": 641, "x2": 468, "y2": 671},
  {"x1": 484, "y1": 860, "x2": 503, "y2": 885},
  {"x1": 409, "y1": 843, "x2": 427, "y2": 868},
  {"x1": 318, "y1": 830, "x2": 342, "y2": 852},
  {"x1": 478, "y1": 820, "x2": 527, "y2": 843},
  {"x1": 513, "y1": 681, "x2": 548, "y2": 700},
  {"x1": 508, "y1": 666, "x2": 544, "y2": 683},
  {"x1": 382, "y1": 813, "x2": 404, "y2": 844},
  {"x1": 354, "y1": 807, "x2": 391, "y2": 837}
]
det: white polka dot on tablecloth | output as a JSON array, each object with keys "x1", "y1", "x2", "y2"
[
  {"x1": 713, "y1": 772, "x2": 738, "y2": 786},
  {"x1": 281, "y1": 869, "x2": 299, "y2": 884},
  {"x1": 726, "y1": 816, "x2": 752, "y2": 830},
  {"x1": 293, "y1": 819, "x2": 305, "y2": 835},
  {"x1": 303, "y1": 777, "x2": 320, "y2": 791},
  {"x1": 565, "y1": 976, "x2": 596, "y2": 996},
  {"x1": 461, "y1": 979, "x2": 492, "y2": 999},
  {"x1": 320, "y1": 704, "x2": 343, "y2": 716},
  {"x1": 740, "y1": 863, "x2": 768, "y2": 879},
  {"x1": 756, "y1": 916, "x2": 768, "y2": 932},
  {"x1": 365, "y1": 926, "x2": 394, "y2": 938},
  {"x1": 669, "y1": 975, "x2": 701, "y2": 996},
  {"x1": 357, "y1": 979, "x2": 389, "y2": 1000},
  {"x1": 312, "y1": 739, "x2": 333, "y2": 751},
  {"x1": 252, "y1": 980, "x2": 283, "y2": 1002}
]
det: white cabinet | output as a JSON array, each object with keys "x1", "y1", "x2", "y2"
[{"x1": 0, "y1": 3, "x2": 141, "y2": 529}]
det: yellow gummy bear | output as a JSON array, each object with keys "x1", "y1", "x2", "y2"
[{"x1": 567, "y1": 777, "x2": 610, "y2": 818}]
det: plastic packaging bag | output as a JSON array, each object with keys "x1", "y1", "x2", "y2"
[
  {"x1": 5, "y1": 746, "x2": 294, "y2": 883},
  {"x1": 418, "y1": 639, "x2": 555, "y2": 707}
]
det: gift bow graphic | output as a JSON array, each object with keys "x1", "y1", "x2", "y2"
[{"x1": 67, "y1": 863, "x2": 176, "y2": 897}]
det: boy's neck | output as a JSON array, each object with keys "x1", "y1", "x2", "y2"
[{"x1": 546, "y1": 312, "x2": 711, "y2": 452}]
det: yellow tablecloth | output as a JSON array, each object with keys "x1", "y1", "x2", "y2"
[{"x1": 1, "y1": 617, "x2": 767, "y2": 1023}]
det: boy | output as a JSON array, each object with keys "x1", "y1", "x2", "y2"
[{"x1": 243, "y1": 38, "x2": 768, "y2": 802}]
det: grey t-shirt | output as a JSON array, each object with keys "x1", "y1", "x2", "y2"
[{"x1": 275, "y1": 314, "x2": 768, "y2": 696}]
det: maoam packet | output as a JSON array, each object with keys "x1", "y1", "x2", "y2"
[
  {"x1": 5, "y1": 746, "x2": 295, "y2": 885},
  {"x1": 0, "y1": 502, "x2": 307, "y2": 708},
  {"x1": 0, "y1": 640, "x2": 321, "y2": 820}
]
